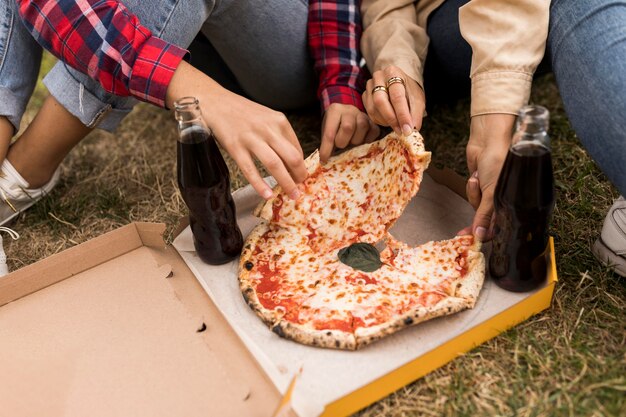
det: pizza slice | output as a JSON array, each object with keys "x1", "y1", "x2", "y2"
[{"x1": 239, "y1": 131, "x2": 485, "y2": 350}]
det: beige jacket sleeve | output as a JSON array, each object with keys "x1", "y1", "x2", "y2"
[
  {"x1": 361, "y1": 0, "x2": 550, "y2": 117},
  {"x1": 361, "y1": 0, "x2": 429, "y2": 89}
]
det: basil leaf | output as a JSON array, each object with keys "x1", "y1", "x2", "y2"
[{"x1": 338, "y1": 242, "x2": 382, "y2": 272}]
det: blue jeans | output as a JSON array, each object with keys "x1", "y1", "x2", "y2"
[
  {"x1": 0, "y1": 0, "x2": 42, "y2": 132},
  {"x1": 548, "y1": 0, "x2": 626, "y2": 196},
  {"x1": 42, "y1": 0, "x2": 317, "y2": 131},
  {"x1": 425, "y1": 0, "x2": 626, "y2": 196}
]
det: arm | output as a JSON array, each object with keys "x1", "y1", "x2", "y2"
[
  {"x1": 360, "y1": 0, "x2": 426, "y2": 137},
  {"x1": 361, "y1": 0, "x2": 427, "y2": 89},
  {"x1": 308, "y1": 0, "x2": 379, "y2": 161},
  {"x1": 460, "y1": 0, "x2": 549, "y2": 240},
  {"x1": 15, "y1": 0, "x2": 187, "y2": 108},
  {"x1": 17, "y1": 0, "x2": 308, "y2": 200}
]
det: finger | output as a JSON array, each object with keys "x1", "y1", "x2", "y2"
[
  {"x1": 274, "y1": 138, "x2": 308, "y2": 184},
  {"x1": 407, "y1": 86, "x2": 425, "y2": 132},
  {"x1": 320, "y1": 108, "x2": 342, "y2": 162},
  {"x1": 234, "y1": 152, "x2": 274, "y2": 200},
  {"x1": 372, "y1": 71, "x2": 400, "y2": 134},
  {"x1": 254, "y1": 142, "x2": 300, "y2": 200},
  {"x1": 363, "y1": 79, "x2": 374, "y2": 111},
  {"x1": 384, "y1": 69, "x2": 413, "y2": 135},
  {"x1": 335, "y1": 113, "x2": 356, "y2": 150},
  {"x1": 466, "y1": 171, "x2": 481, "y2": 209},
  {"x1": 363, "y1": 79, "x2": 389, "y2": 128},
  {"x1": 472, "y1": 192, "x2": 495, "y2": 242},
  {"x1": 277, "y1": 112, "x2": 304, "y2": 158},
  {"x1": 365, "y1": 119, "x2": 380, "y2": 143},
  {"x1": 350, "y1": 112, "x2": 370, "y2": 146}
]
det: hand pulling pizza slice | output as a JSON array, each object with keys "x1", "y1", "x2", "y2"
[{"x1": 239, "y1": 131, "x2": 485, "y2": 350}]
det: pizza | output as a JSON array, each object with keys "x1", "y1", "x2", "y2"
[{"x1": 238, "y1": 131, "x2": 484, "y2": 350}]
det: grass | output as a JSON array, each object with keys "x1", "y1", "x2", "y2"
[{"x1": 8, "y1": 54, "x2": 626, "y2": 416}]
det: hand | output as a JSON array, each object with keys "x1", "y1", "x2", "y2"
[
  {"x1": 458, "y1": 114, "x2": 515, "y2": 241},
  {"x1": 166, "y1": 62, "x2": 307, "y2": 200},
  {"x1": 362, "y1": 66, "x2": 426, "y2": 136},
  {"x1": 319, "y1": 103, "x2": 380, "y2": 162}
]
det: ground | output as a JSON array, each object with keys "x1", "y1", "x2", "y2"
[{"x1": 9, "y1": 55, "x2": 626, "y2": 416}]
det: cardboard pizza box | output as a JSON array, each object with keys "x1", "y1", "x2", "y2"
[
  {"x1": 0, "y1": 222, "x2": 283, "y2": 417},
  {"x1": 173, "y1": 168, "x2": 558, "y2": 417},
  {"x1": 0, "y1": 168, "x2": 557, "y2": 417}
]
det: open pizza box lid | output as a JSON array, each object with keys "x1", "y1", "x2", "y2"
[{"x1": 0, "y1": 168, "x2": 557, "y2": 417}]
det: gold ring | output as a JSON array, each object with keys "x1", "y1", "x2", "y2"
[
  {"x1": 386, "y1": 76, "x2": 405, "y2": 88},
  {"x1": 371, "y1": 85, "x2": 388, "y2": 95}
]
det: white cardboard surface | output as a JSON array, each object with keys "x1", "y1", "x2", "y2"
[{"x1": 173, "y1": 175, "x2": 535, "y2": 417}]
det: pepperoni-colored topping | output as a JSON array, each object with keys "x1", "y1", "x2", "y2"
[
  {"x1": 254, "y1": 261, "x2": 301, "y2": 321},
  {"x1": 417, "y1": 291, "x2": 445, "y2": 307},
  {"x1": 271, "y1": 194, "x2": 284, "y2": 223},
  {"x1": 345, "y1": 272, "x2": 378, "y2": 286},
  {"x1": 359, "y1": 198, "x2": 371, "y2": 211},
  {"x1": 314, "y1": 318, "x2": 353, "y2": 332},
  {"x1": 352, "y1": 316, "x2": 366, "y2": 330},
  {"x1": 456, "y1": 251, "x2": 469, "y2": 276}
]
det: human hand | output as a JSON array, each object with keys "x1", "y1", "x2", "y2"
[
  {"x1": 458, "y1": 114, "x2": 516, "y2": 241},
  {"x1": 362, "y1": 66, "x2": 426, "y2": 136},
  {"x1": 166, "y1": 62, "x2": 307, "y2": 200},
  {"x1": 319, "y1": 103, "x2": 380, "y2": 162}
]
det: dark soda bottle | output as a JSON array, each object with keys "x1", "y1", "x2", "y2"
[
  {"x1": 489, "y1": 105, "x2": 555, "y2": 292},
  {"x1": 174, "y1": 97, "x2": 243, "y2": 265}
]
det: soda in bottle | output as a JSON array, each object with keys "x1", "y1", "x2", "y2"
[
  {"x1": 489, "y1": 105, "x2": 555, "y2": 292},
  {"x1": 174, "y1": 97, "x2": 243, "y2": 265}
]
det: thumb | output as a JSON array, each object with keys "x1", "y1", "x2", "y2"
[{"x1": 472, "y1": 196, "x2": 494, "y2": 242}]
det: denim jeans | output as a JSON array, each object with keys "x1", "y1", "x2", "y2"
[
  {"x1": 43, "y1": 0, "x2": 317, "y2": 131},
  {"x1": 548, "y1": 0, "x2": 626, "y2": 196},
  {"x1": 0, "y1": 0, "x2": 42, "y2": 132},
  {"x1": 425, "y1": 0, "x2": 626, "y2": 196}
]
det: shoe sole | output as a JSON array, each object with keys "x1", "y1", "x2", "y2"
[
  {"x1": 592, "y1": 237, "x2": 626, "y2": 277},
  {"x1": 0, "y1": 190, "x2": 47, "y2": 226}
]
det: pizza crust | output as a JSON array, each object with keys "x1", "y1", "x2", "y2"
[
  {"x1": 353, "y1": 297, "x2": 472, "y2": 348},
  {"x1": 271, "y1": 320, "x2": 357, "y2": 350}
]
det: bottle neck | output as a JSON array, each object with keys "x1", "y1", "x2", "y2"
[
  {"x1": 174, "y1": 97, "x2": 211, "y2": 143},
  {"x1": 511, "y1": 105, "x2": 550, "y2": 151}
]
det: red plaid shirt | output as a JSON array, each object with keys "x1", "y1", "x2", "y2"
[{"x1": 16, "y1": 0, "x2": 365, "y2": 112}]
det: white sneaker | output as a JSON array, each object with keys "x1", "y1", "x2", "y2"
[
  {"x1": 0, "y1": 160, "x2": 60, "y2": 226},
  {"x1": 592, "y1": 196, "x2": 626, "y2": 277},
  {"x1": 0, "y1": 226, "x2": 19, "y2": 276}
]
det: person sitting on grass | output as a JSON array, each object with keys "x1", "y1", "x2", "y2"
[
  {"x1": 0, "y1": 0, "x2": 378, "y2": 228},
  {"x1": 358, "y1": 0, "x2": 626, "y2": 276}
]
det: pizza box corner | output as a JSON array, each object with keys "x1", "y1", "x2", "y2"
[{"x1": 0, "y1": 167, "x2": 557, "y2": 417}]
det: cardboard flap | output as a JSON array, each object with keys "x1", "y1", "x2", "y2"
[
  {"x1": 0, "y1": 224, "x2": 282, "y2": 417},
  {"x1": 427, "y1": 166, "x2": 467, "y2": 199},
  {"x1": 134, "y1": 222, "x2": 167, "y2": 249},
  {"x1": 0, "y1": 223, "x2": 146, "y2": 306}
]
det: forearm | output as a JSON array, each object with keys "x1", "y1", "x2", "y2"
[
  {"x1": 308, "y1": 0, "x2": 366, "y2": 111},
  {"x1": 16, "y1": 0, "x2": 187, "y2": 108},
  {"x1": 361, "y1": 0, "x2": 427, "y2": 88},
  {"x1": 459, "y1": 0, "x2": 550, "y2": 116}
]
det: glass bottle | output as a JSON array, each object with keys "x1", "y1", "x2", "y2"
[
  {"x1": 174, "y1": 97, "x2": 243, "y2": 265},
  {"x1": 489, "y1": 105, "x2": 555, "y2": 292}
]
